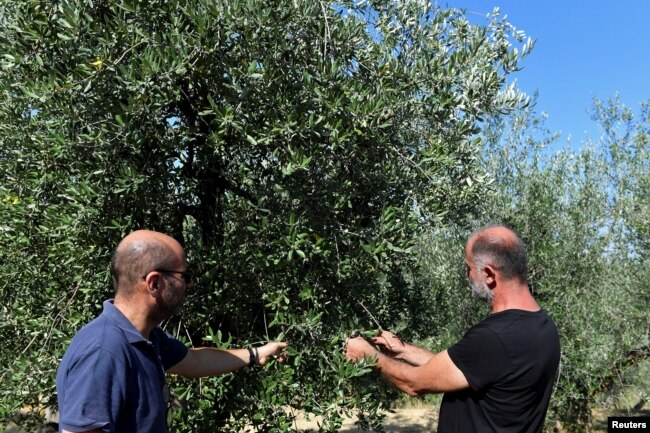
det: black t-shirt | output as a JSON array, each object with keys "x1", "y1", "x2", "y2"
[{"x1": 438, "y1": 309, "x2": 560, "y2": 433}]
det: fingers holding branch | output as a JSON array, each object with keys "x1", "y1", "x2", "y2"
[
  {"x1": 371, "y1": 330, "x2": 405, "y2": 355},
  {"x1": 257, "y1": 341, "x2": 288, "y2": 366}
]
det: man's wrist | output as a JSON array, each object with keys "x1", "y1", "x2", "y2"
[
  {"x1": 247, "y1": 347, "x2": 257, "y2": 368},
  {"x1": 374, "y1": 351, "x2": 389, "y2": 369}
]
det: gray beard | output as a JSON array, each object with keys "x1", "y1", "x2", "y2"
[
  {"x1": 154, "y1": 291, "x2": 186, "y2": 322},
  {"x1": 470, "y1": 279, "x2": 494, "y2": 305}
]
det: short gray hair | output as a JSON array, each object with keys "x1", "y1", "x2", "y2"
[{"x1": 470, "y1": 225, "x2": 528, "y2": 283}]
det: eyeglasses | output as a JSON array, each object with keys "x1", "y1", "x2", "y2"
[{"x1": 154, "y1": 269, "x2": 193, "y2": 285}]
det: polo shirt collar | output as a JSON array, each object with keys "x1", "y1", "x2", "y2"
[{"x1": 102, "y1": 299, "x2": 149, "y2": 344}]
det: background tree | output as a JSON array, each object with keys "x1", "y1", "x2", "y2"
[
  {"x1": 485, "y1": 97, "x2": 649, "y2": 430},
  {"x1": 0, "y1": 1, "x2": 530, "y2": 431},
  {"x1": 410, "y1": 96, "x2": 649, "y2": 432}
]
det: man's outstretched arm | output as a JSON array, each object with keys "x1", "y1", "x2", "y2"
[{"x1": 167, "y1": 342, "x2": 287, "y2": 378}]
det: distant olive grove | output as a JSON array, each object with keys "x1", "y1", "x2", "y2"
[{"x1": 410, "y1": 96, "x2": 649, "y2": 431}]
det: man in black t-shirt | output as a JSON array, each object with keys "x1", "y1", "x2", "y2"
[{"x1": 346, "y1": 225, "x2": 561, "y2": 433}]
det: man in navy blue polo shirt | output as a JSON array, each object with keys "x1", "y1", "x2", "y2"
[{"x1": 56, "y1": 230, "x2": 287, "y2": 433}]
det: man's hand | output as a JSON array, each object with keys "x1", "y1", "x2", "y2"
[
  {"x1": 369, "y1": 331, "x2": 434, "y2": 366},
  {"x1": 257, "y1": 341, "x2": 288, "y2": 366},
  {"x1": 345, "y1": 336, "x2": 378, "y2": 362},
  {"x1": 370, "y1": 331, "x2": 405, "y2": 357}
]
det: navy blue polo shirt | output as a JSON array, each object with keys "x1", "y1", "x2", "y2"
[{"x1": 56, "y1": 300, "x2": 188, "y2": 433}]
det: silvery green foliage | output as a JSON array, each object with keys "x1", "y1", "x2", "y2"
[
  {"x1": 414, "y1": 96, "x2": 649, "y2": 431},
  {"x1": 0, "y1": 1, "x2": 529, "y2": 430}
]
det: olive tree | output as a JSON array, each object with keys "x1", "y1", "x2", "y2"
[
  {"x1": 0, "y1": 1, "x2": 530, "y2": 430},
  {"x1": 411, "y1": 96, "x2": 649, "y2": 431},
  {"x1": 491, "y1": 98, "x2": 649, "y2": 431}
]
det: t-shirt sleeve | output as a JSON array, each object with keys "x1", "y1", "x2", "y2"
[
  {"x1": 447, "y1": 324, "x2": 511, "y2": 392},
  {"x1": 58, "y1": 348, "x2": 126, "y2": 433},
  {"x1": 154, "y1": 328, "x2": 189, "y2": 371}
]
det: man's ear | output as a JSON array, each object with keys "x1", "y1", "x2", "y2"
[
  {"x1": 482, "y1": 265, "x2": 497, "y2": 288},
  {"x1": 144, "y1": 272, "x2": 162, "y2": 296}
]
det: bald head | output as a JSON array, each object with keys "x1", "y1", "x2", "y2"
[
  {"x1": 110, "y1": 230, "x2": 186, "y2": 296},
  {"x1": 468, "y1": 225, "x2": 528, "y2": 283}
]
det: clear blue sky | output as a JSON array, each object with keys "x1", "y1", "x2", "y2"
[{"x1": 443, "y1": 0, "x2": 650, "y2": 147}]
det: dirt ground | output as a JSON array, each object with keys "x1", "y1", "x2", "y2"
[
  {"x1": 293, "y1": 407, "x2": 650, "y2": 432},
  {"x1": 4, "y1": 410, "x2": 438, "y2": 433},
  {"x1": 6, "y1": 406, "x2": 649, "y2": 432},
  {"x1": 293, "y1": 408, "x2": 438, "y2": 432}
]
